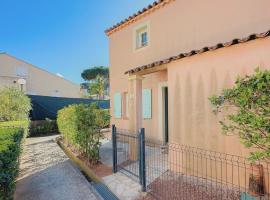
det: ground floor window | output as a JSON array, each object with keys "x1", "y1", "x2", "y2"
[
  {"x1": 114, "y1": 92, "x2": 122, "y2": 118},
  {"x1": 142, "y1": 88, "x2": 152, "y2": 119}
]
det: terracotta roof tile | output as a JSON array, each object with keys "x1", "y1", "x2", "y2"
[
  {"x1": 125, "y1": 29, "x2": 270, "y2": 74},
  {"x1": 105, "y1": 0, "x2": 174, "y2": 36}
]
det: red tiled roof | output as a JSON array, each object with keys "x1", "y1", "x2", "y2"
[
  {"x1": 125, "y1": 29, "x2": 270, "y2": 74},
  {"x1": 105, "y1": 0, "x2": 173, "y2": 36}
]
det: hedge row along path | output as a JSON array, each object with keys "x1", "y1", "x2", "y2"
[{"x1": 14, "y1": 135, "x2": 101, "y2": 200}]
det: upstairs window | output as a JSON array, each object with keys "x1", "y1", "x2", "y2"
[
  {"x1": 140, "y1": 31, "x2": 148, "y2": 47},
  {"x1": 134, "y1": 22, "x2": 150, "y2": 50}
]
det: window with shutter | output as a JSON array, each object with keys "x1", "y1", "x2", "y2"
[
  {"x1": 114, "y1": 93, "x2": 122, "y2": 118},
  {"x1": 142, "y1": 89, "x2": 152, "y2": 119}
]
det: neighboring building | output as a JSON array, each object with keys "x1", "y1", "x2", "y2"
[
  {"x1": 0, "y1": 53, "x2": 82, "y2": 98},
  {"x1": 106, "y1": 0, "x2": 270, "y2": 156}
]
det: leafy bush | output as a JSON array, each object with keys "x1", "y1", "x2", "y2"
[
  {"x1": 0, "y1": 128, "x2": 24, "y2": 200},
  {"x1": 29, "y1": 119, "x2": 58, "y2": 137},
  {"x1": 209, "y1": 69, "x2": 270, "y2": 161},
  {"x1": 0, "y1": 87, "x2": 31, "y2": 122},
  {"x1": 0, "y1": 121, "x2": 29, "y2": 136},
  {"x1": 57, "y1": 104, "x2": 110, "y2": 163}
]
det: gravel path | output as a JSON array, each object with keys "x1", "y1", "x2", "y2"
[{"x1": 14, "y1": 135, "x2": 101, "y2": 200}]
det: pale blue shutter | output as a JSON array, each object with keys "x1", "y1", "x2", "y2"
[
  {"x1": 142, "y1": 89, "x2": 152, "y2": 119},
  {"x1": 114, "y1": 93, "x2": 122, "y2": 118}
]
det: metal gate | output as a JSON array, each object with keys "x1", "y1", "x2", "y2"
[
  {"x1": 112, "y1": 124, "x2": 270, "y2": 199},
  {"x1": 112, "y1": 125, "x2": 146, "y2": 191}
]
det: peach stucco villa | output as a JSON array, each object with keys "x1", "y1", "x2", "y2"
[{"x1": 106, "y1": 0, "x2": 270, "y2": 157}]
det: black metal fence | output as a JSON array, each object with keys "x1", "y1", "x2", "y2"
[
  {"x1": 112, "y1": 125, "x2": 270, "y2": 200},
  {"x1": 112, "y1": 125, "x2": 146, "y2": 191},
  {"x1": 144, "y1": 142, "x2": 270, "y2": 200}
]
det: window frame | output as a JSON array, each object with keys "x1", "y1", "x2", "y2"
[{"x1": 133, "y1": 21, "x2": 150, "y2": 51}]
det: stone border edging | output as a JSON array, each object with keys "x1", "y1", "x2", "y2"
[
  {"x1": 56, "y1": 137, "x2": 103, "y2": 183},
  {"x1": 55, "y1": 137, "x2": 120, "y2": 200}
]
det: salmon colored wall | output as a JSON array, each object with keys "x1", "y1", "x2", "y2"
[
  {"x1": 0, "y1": 54, "x2": 82, "y2": 98},
  {"x1": 109, "y1": 0, "x2": 270, "y2": 71},
  {"x1": 111, "y1": 70, "x2": 167, "y2": 140},
  {"x1": 109, "y1": 0, "x2": 270, "y2": 138},
  {"x1": 142, "y1": 71, "x2": 167, "y2": 140},
  {"x1": 167, "y1": 37, "x2": 270, "y2": 157}
]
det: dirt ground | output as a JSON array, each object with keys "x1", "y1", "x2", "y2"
[
  {"x1": 60, "y1": 139, "x2": 113, "y2": 179},
  {"x1": 78, "y1": 155, "x2": 112, "y2": 178},
  {"x1": 138, "y1": 170, "x2": 242, "y2": 200}
]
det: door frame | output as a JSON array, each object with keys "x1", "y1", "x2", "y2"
[{"x1": 158, "y1": 81, "x2": 168, "y2": 144}]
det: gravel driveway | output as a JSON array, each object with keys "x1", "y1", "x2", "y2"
[{"x1": 14, "y1": 135, "x2": 101, "y2": 200}]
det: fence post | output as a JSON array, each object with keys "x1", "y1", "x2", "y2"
[
  {"x1": 112, "y1": 124, "x2": 117, "y2": 173},
  {"x1": 139, "y1": 128, "x2": 146, "y2": 192},
  {"x1": 139, "y1": 131, "x2": 142, "y2": 185}
]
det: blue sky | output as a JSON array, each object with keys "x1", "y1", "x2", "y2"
[{"x1": 0, "y1": 0, "x2": 154, "y2": 84}]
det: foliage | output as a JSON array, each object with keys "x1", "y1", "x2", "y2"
[
  {"x1": 57, "y1": 104, "x2": 110, "y2": 163},
  {"x1": 88, "y1": 75, "x2": 107, "y2": 100},
  {"x1": 81, "y1": 66, "x2": 109, "y2": 81},
  {"x1": 29, "y1": 119, "x2": 58, "y2": 137},
  {"x1": 0, "y1": 121, "x2": 29, "y2": 136},
  {"x1": 0, "y1": 128, "x2": 24, "y2": 200},
  {"x1": 209, "y1": 69, "x2": 270, "y2": 161},
  {"x1": 81, "y1": 66, "x2": 109, "y2": 100},
  {"x1": 0, "y1": 87, "x2": 31, "y2": 122}
]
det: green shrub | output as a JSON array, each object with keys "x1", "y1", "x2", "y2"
[
  {"x1": 0, "y1": 128, "x2": 24, "y2": 200},
  {"x1": 209, "y1": 69, "x2": 270, "y2": 161},
  {"x1": 29, "y1": 119, "x2": 58, "y2": 137},
  {"x1": 0, "y1": 121, "x2": 29, "y2": 137},
  {"x1": 57, "y1": 104, "x2": 110, "y2": 163},
  {"x1": 0, "y1": 87, "x2": 31, "y2": 122}
]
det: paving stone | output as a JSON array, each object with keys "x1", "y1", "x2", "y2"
[
  {"x1": 14, "y1": 135, "x2": 101, "y2": 200},
  {"x1": 103, "y1": 172, "x2": 141, "y2": 200}
]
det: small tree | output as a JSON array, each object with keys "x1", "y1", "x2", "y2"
[
  {"x1": 0, "y1": 87, "x2": 31, "y2": 122},
  {"x1": 88, "y1": 75, "x2": 106, "y2": 99},
  {"x1": 81, "y1": 66, "x2": 109, "y2": 81},
  {"x1": 209, "y1": 69, "x2": 270, "y2": 161},
  {"x1": 81, "y1": 66, "x2": 109, "y2": 99}
]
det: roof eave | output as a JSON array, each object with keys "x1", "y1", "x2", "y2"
[
  {"x1": 105, "y1": 0, "x2": 174, "y2": 36},
  {"x1": 125, "y1": 29, "x2": 270, "y2": 75}
]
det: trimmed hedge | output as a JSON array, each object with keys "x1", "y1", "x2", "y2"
[
  {"x1": 0, "y1": 128, "x2": 24, "y2": 200},
  {"x1": 57, "y1": 104, "x2": 110, "y2": 164},
  {"x1": 0, "y1": 87, "x2": 31, "y2": 122},
  {"x1": 0, "y1": 121, "x2": 29, "y2": 136}
]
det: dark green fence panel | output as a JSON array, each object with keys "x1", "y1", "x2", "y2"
[{"x1": 28, "y1": 95, "x2": 109, "y2": 120}]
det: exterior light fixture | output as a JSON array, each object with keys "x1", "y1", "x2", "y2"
[{"x1": 17, "y1": 78, "x2": 26, "y2": 92}]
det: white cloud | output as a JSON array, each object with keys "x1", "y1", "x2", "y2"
[{"x1": 56, "y1": 73, "x2": 64, "y2": 78}]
